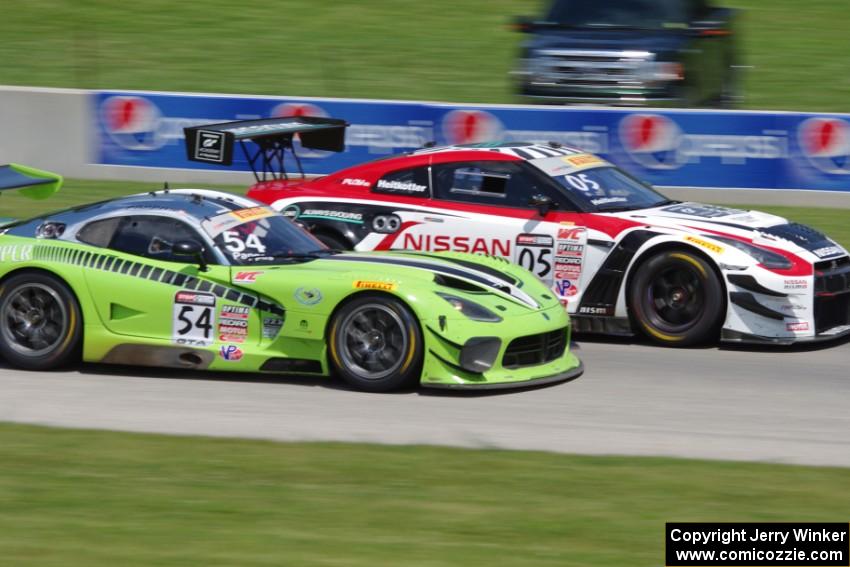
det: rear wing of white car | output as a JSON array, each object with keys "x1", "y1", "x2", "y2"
[{"x1": 184, "y1": 116, "x2": 348, "y2": 182}]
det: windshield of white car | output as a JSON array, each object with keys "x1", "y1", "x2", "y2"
[{"x1": 545, "y1": 165, "x2": 672, "y2": 212}]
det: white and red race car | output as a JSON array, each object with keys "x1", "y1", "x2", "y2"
[{"x1": 185, "y1": 118, "x2": 850, "y2": 345}]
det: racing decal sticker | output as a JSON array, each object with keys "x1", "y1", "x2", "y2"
[
  {"x1": 374, "y1": 179, "x2": 428, "y2": 194},
  {"x1": 786, "y1": 321, "x2": 810, "y2": 332},
  {"x1": 353, "y1": 280, "x2": 396, "y2": 291},
  {"x1": 812, "y1": 245, "x2": 843, "y2": 259},
  {"x1": 202, "y1": 207, "x2": 276, "y2": 237},
  {"x1": 401, "y1": 233, "x2": 511, "y2": 256},
  {"x1": 341, "y1": 178, "x2": 371, "y2": 187},
  {"x1": 514, "y1": 233, "x2": 554, "y2": 282},
  {"x1": 299, "y1": 209, "x2": 364, "y2": 224},
  {"x1": 661, "y1": 203, "x2": 744, "y2": 219},
  {"x1": 219, "y1": 345, "x2": 244, "y2": 361},
  {"x1": 234, "y1": 271, "x2": 263, "y2": 284},
  {"x1": 553, "y1": 227, "x2": 587, "y2": 298},
  {"x1": 232, "y1": 207, "x2": 275, "y2": 222},
  {"x1": 218, "y1": 305, "x2": 250, "y2": 343},
  {"x1": 685, "y1": 236, "x2": 724, "y2": 254},
  {"x1": 557, "y1": 227, "x2": 586, "y2": 241},
  {"x1": 173, "y1": 291, "x2": 215, "y2": 347},
  {"x1": 220, "y1": 230, "x2": 268, "y2": 262},
  {"x1": 0, "y1": 245, "x2": 33, "y2": 262},
  {"x1": 262, "y1": 317, "x2": 284, "y2": 339},
  {"x1": 294, "y1": 287, "x2": 323, "y2": 306},
  {"x1": 221, "y1": 305, "x2": 249, "y2": 319},
  {"x1": 578, "y1": 305, "x2": 615, "y2": 316},
  {"x1": 563, "y1": 153, "x2": 607, "y2": 169},
  {"x1": 193, "y1": 130, "x2": 226, "y2": 163},
  {"x1": 784, "y1": 279, "x2": 808, "y2": 290}
]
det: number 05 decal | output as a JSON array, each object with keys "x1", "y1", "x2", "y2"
[
  {"x1": 172, "y1": 291, "x2": 216, "y2": 347},
  {"x1": 515, "y1": 233, "x2": 555, "y2": 283}
]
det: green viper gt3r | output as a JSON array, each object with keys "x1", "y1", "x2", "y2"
[{"x1": 0, "y1": 186, "x2": 583, "y2": 392}]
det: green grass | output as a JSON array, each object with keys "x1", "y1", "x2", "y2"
[
  {"x1": 0, "y1": 423, "x2": 848, "y2": 567},
  {"x1": 3, "y1": 179, "x2": 849, "y2": 250},
  {"x1": 0, "y1": 0, "x2": 847, "y2": 111}
]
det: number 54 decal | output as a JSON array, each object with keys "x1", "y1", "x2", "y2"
[{"x1": 172, "y1": 290, "x2": 215, "y2": 346}]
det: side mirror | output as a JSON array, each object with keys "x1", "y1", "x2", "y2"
[
  {"x1": 173, "y1": 239, "x2": 208, "y2": 272},
  {"x1": 528, "y1": 194, "x2": 555, "y2": 216}
]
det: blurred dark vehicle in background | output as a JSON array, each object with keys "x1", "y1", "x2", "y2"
[{"x1": 513, "y1": 0, "x2": 740, "y2": 108}]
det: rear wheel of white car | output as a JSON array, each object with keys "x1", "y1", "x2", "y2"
[
  {"x1": 628, "y1": 250, "x2": 724, "y2": 346},
  {"x1": 328, "y1": 294, "x2": 423, "y2": 392},
  {"x1": 0, "y1": 272, "x2": 82, "y2": 370}
]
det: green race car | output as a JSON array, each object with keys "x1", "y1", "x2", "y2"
[{"x1": 0, "y1": 186, "x2": 583, "y2": 392}]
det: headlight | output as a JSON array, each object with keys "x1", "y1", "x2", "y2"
[
  {"x1": 711, "y1": 237, "x2": 793, "y2": 270},
  {"x1": 435, "y1": 292, "x2": 502, "y2": 322}
]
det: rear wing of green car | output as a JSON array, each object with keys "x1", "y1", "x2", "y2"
[
  {"x1": 0, "y1": 164, "x2": 63, "y2": 226},
  {"x1": 0, "y1": 163, "x2": 63, "y2": 199},
  {"x1": 184, "y1": 116, "x2": 348, "y2": 182}
]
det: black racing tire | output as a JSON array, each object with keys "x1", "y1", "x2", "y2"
[
  {"x1": 628, "y1": 250, "x2": 724, "y2": 346},
  {"x1": 0, "y1": 272, "x2": 83, "y2": 370},
  {"x1": 328, "y1": 294, "x2": 423, "y2": 392},
  {"x1": 314, "y1": 232, "x2": 351, "y2": 251}
]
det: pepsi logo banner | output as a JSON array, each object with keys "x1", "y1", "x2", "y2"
[{"x1": 95, "y1": 90, "x2": 850, "y2": 191}]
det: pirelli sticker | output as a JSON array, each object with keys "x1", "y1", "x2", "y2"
[
  {"x1": 563, "y1": 154, "x2": 607, "y2": 169},
  {"x1": 203, "y1": 207, "x2": 276, "y2": 237},
  {"x1": 686, "y1": 236, "x2": 724, "y2": 254},
  {"x1": 353, "y1": 280, "x2": 396, "y2": 291}
]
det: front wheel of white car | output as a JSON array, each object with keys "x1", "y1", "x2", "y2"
[{"x1": 628, "y1": 250, "x2": 725, "y2": 346}]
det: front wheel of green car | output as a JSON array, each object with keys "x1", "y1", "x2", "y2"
[
  {"x1": 328, "y1": 294, "x2": 423, "y2": 392},
  {"x1": 0, "y1": 272, "x2": 82, "y2": 370}
]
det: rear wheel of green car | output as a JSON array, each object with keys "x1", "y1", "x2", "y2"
[
  {"x1": 328, "y1": 294, "x2": 423, "y2": 392},
  {"x1": 0, "y1": 272, "x2": 82, "y2": 370}
]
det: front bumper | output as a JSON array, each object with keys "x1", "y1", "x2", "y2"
[
  {"x1": 424, "y1": 359, "x2": 584, "y2": 390},
  {"x1": 419, "y1": 304, "x2": 583, "y2": 389}
]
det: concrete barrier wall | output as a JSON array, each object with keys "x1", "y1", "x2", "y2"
[{"x1": 2, "y1": 85, "x2": 850, "y2": 208}]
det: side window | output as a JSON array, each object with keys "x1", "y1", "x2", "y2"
[
  {"x1": 372, "y1": 167, "x2": 430, "y2": 197},
  {"x1": 76, "y1": 217, "x2": 122, "y2": 248},
  {"x1": 432, "y1": 161, "x2": 538, "y2": 208},
  {"x1": 107, "y1": 216, "x2": 210, "y2": 263}
]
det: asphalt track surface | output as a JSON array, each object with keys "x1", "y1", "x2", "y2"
[{"x1": 1, "y1": 336, "x2": 848, "y2": 467}]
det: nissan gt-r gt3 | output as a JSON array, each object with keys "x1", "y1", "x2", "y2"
[
  {"x1": 182, "y1": 118, "x2": 850, "y2": 346},
  {"x1": 0, "y1": 186, "x2": 583, "y2": 391}
]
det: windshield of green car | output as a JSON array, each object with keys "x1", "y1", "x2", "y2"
[
  {"x1": 532, "y1": 156, "x2": 671, "y2": 212},
  {"x1": 202, "y1": 207, "x2": 328, "y2": 265}
]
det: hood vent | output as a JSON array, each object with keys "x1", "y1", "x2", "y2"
[{"x1": 759, "y1": 223, "x2": 832, "y2": 250}]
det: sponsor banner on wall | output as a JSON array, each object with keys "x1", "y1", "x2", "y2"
[{"x1": 94, "y1": 90, "x2": 850, "y2": 191}]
